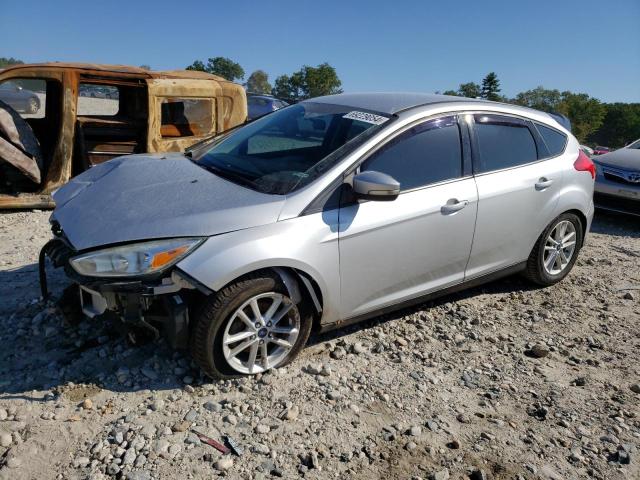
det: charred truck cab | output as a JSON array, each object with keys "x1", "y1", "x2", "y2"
[{"x1": 0, "y1": 63, "x2": 247, "y2": 209}]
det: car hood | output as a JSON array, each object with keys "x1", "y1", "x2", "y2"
[
  {"x1": 594, "y1": 149, "x2": 640, "y2": 170},
  {"x1": 52, "y1": 153, "x2": 285, "y2": 251}
]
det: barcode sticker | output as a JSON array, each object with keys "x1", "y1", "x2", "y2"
[{"x1": 342, "y1": 111, "x2": 389, "y2": 125}]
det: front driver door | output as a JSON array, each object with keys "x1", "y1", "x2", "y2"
[{"x1": 338, "y1": 115, "x2": 478, "y2": 319}]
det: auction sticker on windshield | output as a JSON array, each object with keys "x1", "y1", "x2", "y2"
[{"x1": 342, "y1": 111, "x2": 389, "y2": 125}]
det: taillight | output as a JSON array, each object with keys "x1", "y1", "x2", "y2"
[{"x1": 574, "y1": 150, "x2": 596, "y2": 179}]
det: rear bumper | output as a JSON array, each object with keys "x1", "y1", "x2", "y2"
[{"x1": 594, "y1": 192, "x2": 640, "y2": 217}]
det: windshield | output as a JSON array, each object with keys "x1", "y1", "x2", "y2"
[
  {"x1": 192, "y1": 102, "x2": 390, "y2": 194},
  {"x1": 627, "y1": 139, "x2": 640, "y2": 149}
]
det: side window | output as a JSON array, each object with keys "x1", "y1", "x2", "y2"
[
  {"x1": 0, "y1": 78, "x2": 46, "y2": 119},
  {"x1": 535, "y1": 123, "x2": 567, "y2": 157},
  {"x1": 362, "y1": 116, "x2": 462, "y2": 191},
  {"x1": 77, "y1": 83, "x2": 119, "y2": 116},
  {"x1": 160, "y1": 98, "x2": 214, "y2": 138},
  {"x1": 473, "y1": 114, "x2": 537, "y2": 173}
]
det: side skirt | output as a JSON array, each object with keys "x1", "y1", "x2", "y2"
[{"x1": 317, "y1": 261, "x2": 527, "y2": 334}]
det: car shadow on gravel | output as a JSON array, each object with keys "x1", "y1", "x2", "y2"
[
  {"x1": 0, "y1": 263, "x2": 214, "y2": 399},
  {"x1": 590, "y1": 211, "x2": 640, "y2": 238},
  {"x1": 309, "y1": 273, "x2": 538, "y2": 346}
]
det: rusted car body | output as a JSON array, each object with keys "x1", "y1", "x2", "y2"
[{"x1": 0, "y1": 63, "x2": 247, "y2": 209}]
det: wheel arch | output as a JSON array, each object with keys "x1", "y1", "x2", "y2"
[{"x1": 207, "y1": 265, "x2": 326, "y2": 328}]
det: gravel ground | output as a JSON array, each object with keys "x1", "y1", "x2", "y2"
[{"x1": 0, "y1": 209, "x2": 638, "y2": 480}]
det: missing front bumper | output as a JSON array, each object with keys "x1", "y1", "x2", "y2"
[{"x1": 39, "y1": 239, "x2": 208, "y2": 349}]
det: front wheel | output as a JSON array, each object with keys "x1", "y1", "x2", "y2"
[
  {"x1": 190, "y1": 272, "x2": 312, "y2": 379},
  {"x1": 524, "y1": 213, "x2": 584, "y2": 286}
]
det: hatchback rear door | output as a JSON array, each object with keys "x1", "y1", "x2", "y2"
[
  {"x1": 338, "y1": 115, "x2": 477, "y2": 319},
  {"x1": 465, "y1": 113, "x2": 564, "y2": 278}
]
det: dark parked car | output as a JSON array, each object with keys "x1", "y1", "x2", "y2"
[
  {"x1": 0, "y1": 81, "x2": 40, "y2": 114},
  {"x1": 247, "y1": 94, "x2": 288, "y2": 120},
  {"x1": 593, "y1": 146, "x2": 610, "y2": 155}
]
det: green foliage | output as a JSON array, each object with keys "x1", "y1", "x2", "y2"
[
  {"x1": 481, "y1": 72, "x2": 501, "y2": 101},
  {"x1": 246, "y1": 70, "x2": 272, "y2": 94},
  {"x1": 272, "y1": 63, "x2": 342, "y2": 101},
  {"x1": 556, "y1": 92, "x2": 606, "y2": 143},
  {"x1": 186, "y1": 60, "x2": 206, "y2": 72},
  {"x1": 588, "y1": 103, "x2": 640, "y2": 148},
  {"x1": 514, "y1": 86, "x2": 563, "y2": 112},
  {"x1": 0, "y1": 57, "x2": 24, "y2": 68},
  {"x1": 186, "y1": 57, "x2": 245, "y2": 82},
  {"x1": 459, "y1": 82, "x2": 482, "y2": 99},
  {"x1": 442, "y1": 90, "x2": 459, "y2": 96}
]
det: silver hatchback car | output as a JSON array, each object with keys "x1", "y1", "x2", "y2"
[{"x1": 44, "y1": 93, "x2": 595, "y2": 379}]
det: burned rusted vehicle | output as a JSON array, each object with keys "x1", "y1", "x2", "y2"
[{"x1": 0, "y1": 63, "x2": 247, "y2": 209}]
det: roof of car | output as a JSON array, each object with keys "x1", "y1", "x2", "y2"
[
  {"x1": 308, "y1": 92, "x2": 486, "y2": 115},
  {"x1": 0, "y1": 62, "x2": 231, "y2": 82}
]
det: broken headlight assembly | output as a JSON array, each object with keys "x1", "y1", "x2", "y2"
[{"x1": 69, "y1": 238, "x2": 203, "y2": 278}]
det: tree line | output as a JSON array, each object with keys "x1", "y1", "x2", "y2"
[
  {"x1": 2, "y1": 56, "x2": 636, "y2": 148},
  {"x1": 442, "y1": 72, "x2": 639, "y2": 147},
  {"x1": 186, "y1": 57, "x2": 342, "y2": 103}
]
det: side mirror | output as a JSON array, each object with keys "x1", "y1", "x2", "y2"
[{"x1": 352, "y1": 170, "x2": 400, "y2": 201}]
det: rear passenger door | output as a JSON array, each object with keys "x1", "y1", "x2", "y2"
[
  {"x1": 338, "y1": 115, "x2": 478, "y2": 318},
  {"x1": 465, "y1": 113, "x2": 564, "y2": 278}
]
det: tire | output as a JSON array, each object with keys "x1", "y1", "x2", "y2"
[
  {"x1": 27, "y1": 97, "x2": 39, "y2": 114},
  {"x1": 190, "y1": 271, "x2": 312, "y2": 379},
  {"x1": 524, "y1": 212, "x2": 584, "y2": 286}
]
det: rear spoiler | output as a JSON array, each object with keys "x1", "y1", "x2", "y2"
[{"x1": 548, "y1": 112, "x2": 571, "y2": 132}]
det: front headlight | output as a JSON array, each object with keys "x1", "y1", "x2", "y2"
[{"x1": 69, "y1": 238, "x2": 202, "y2": 277}]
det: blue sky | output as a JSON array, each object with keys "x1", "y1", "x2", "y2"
[{"x1": 2, "y1": 0, "x2": 639, "y2": 102}]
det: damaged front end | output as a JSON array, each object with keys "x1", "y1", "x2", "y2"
[{"x1": 39, "y1": 228, "x2": 210, "y2": 349}]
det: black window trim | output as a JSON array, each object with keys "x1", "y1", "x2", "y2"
[
  {"x1": 303, "y1": 111, "x2": 471, "y2": 215},
  {"x1": 532, "y1": 121, "x2": 569, "y2": 161},
  {"x1": 353, "y1": 113, "x2": 470, "y2": 195},
  {"x1": 467, "y1": 111, "x2": 551, "y2": 177}
]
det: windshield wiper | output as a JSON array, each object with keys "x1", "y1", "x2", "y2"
[{"x1": 194, "y1": 160, "x2": 258, "y2": 190}]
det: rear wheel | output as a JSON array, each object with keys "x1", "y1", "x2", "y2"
[
  {"x1": 190, "y1": 272, "x2": 312, "y2": 379},
  {"x1": 525, "y1": 213, "x2": 583, "y2": 286}
]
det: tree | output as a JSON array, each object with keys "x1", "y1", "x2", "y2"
[
  {"x1": 272, "y1": 63, "x2": 342, "y2": 101},
  {"x1": 556, "y1": 92, "x2": 606, "y2": 143},
  {"x1": 481, "y1": 72, "x2": 501, "y2": 101},
  {"x1": 139, "y1": 64, "x2": 151, "y2": 70},
  {"x1": 588, "y1": 103, "x2": 640, "y2": 148},
  {"x1": 442, "y1": 90, "x2": 459, "y2": 96},
  {"x1": 459, "y1": 82, "x2": 482, "y2": 98},
  {"x1": 246, "y1": 70, "x2": 272, "y2": 94},
  {"x1": 514, "y1": 86, "x2": 562, "y2": 112},
  {"x1": 0, "y1": 57, "x2": 24, "y2": 68},
  {"x1": 186, "y1": 60, "x2": 206, "y2": 72},
  {"x1": 186, "y1": 57, "x2": 245, "y2": 82}
]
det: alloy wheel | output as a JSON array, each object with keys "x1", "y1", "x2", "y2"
[
  {"x1": 222, "y1": 292, "x2": 299, "y2": 374},
  {"x1": 543, "y1": 220, "x2": 577, "y2": 275}
]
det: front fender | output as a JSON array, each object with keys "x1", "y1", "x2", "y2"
[{"x1": 176, "y1": 212, "x2": 341, "y2": 324}]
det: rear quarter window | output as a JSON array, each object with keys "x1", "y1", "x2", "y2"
[
  {"x1": 535, "y1": 123, "x2": 567, "y2": 157},
  {"x1": 473, "y1": 114, "x2": 537, "y2": 173}
]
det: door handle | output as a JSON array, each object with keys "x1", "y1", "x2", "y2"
[
  {"x1": 535, "y1": 177, "x2": 554, "y2": 190},
  {"x1": 441, "y1": 199, "x2": 469, "y2": 214}
]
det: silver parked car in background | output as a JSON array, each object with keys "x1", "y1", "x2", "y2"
[
  {"x1": 593, "y1": 138, "x2": 640, "y2": 216},
  {"x1": 43, "y1": 93, "x2": 595, "y2": 379}
]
